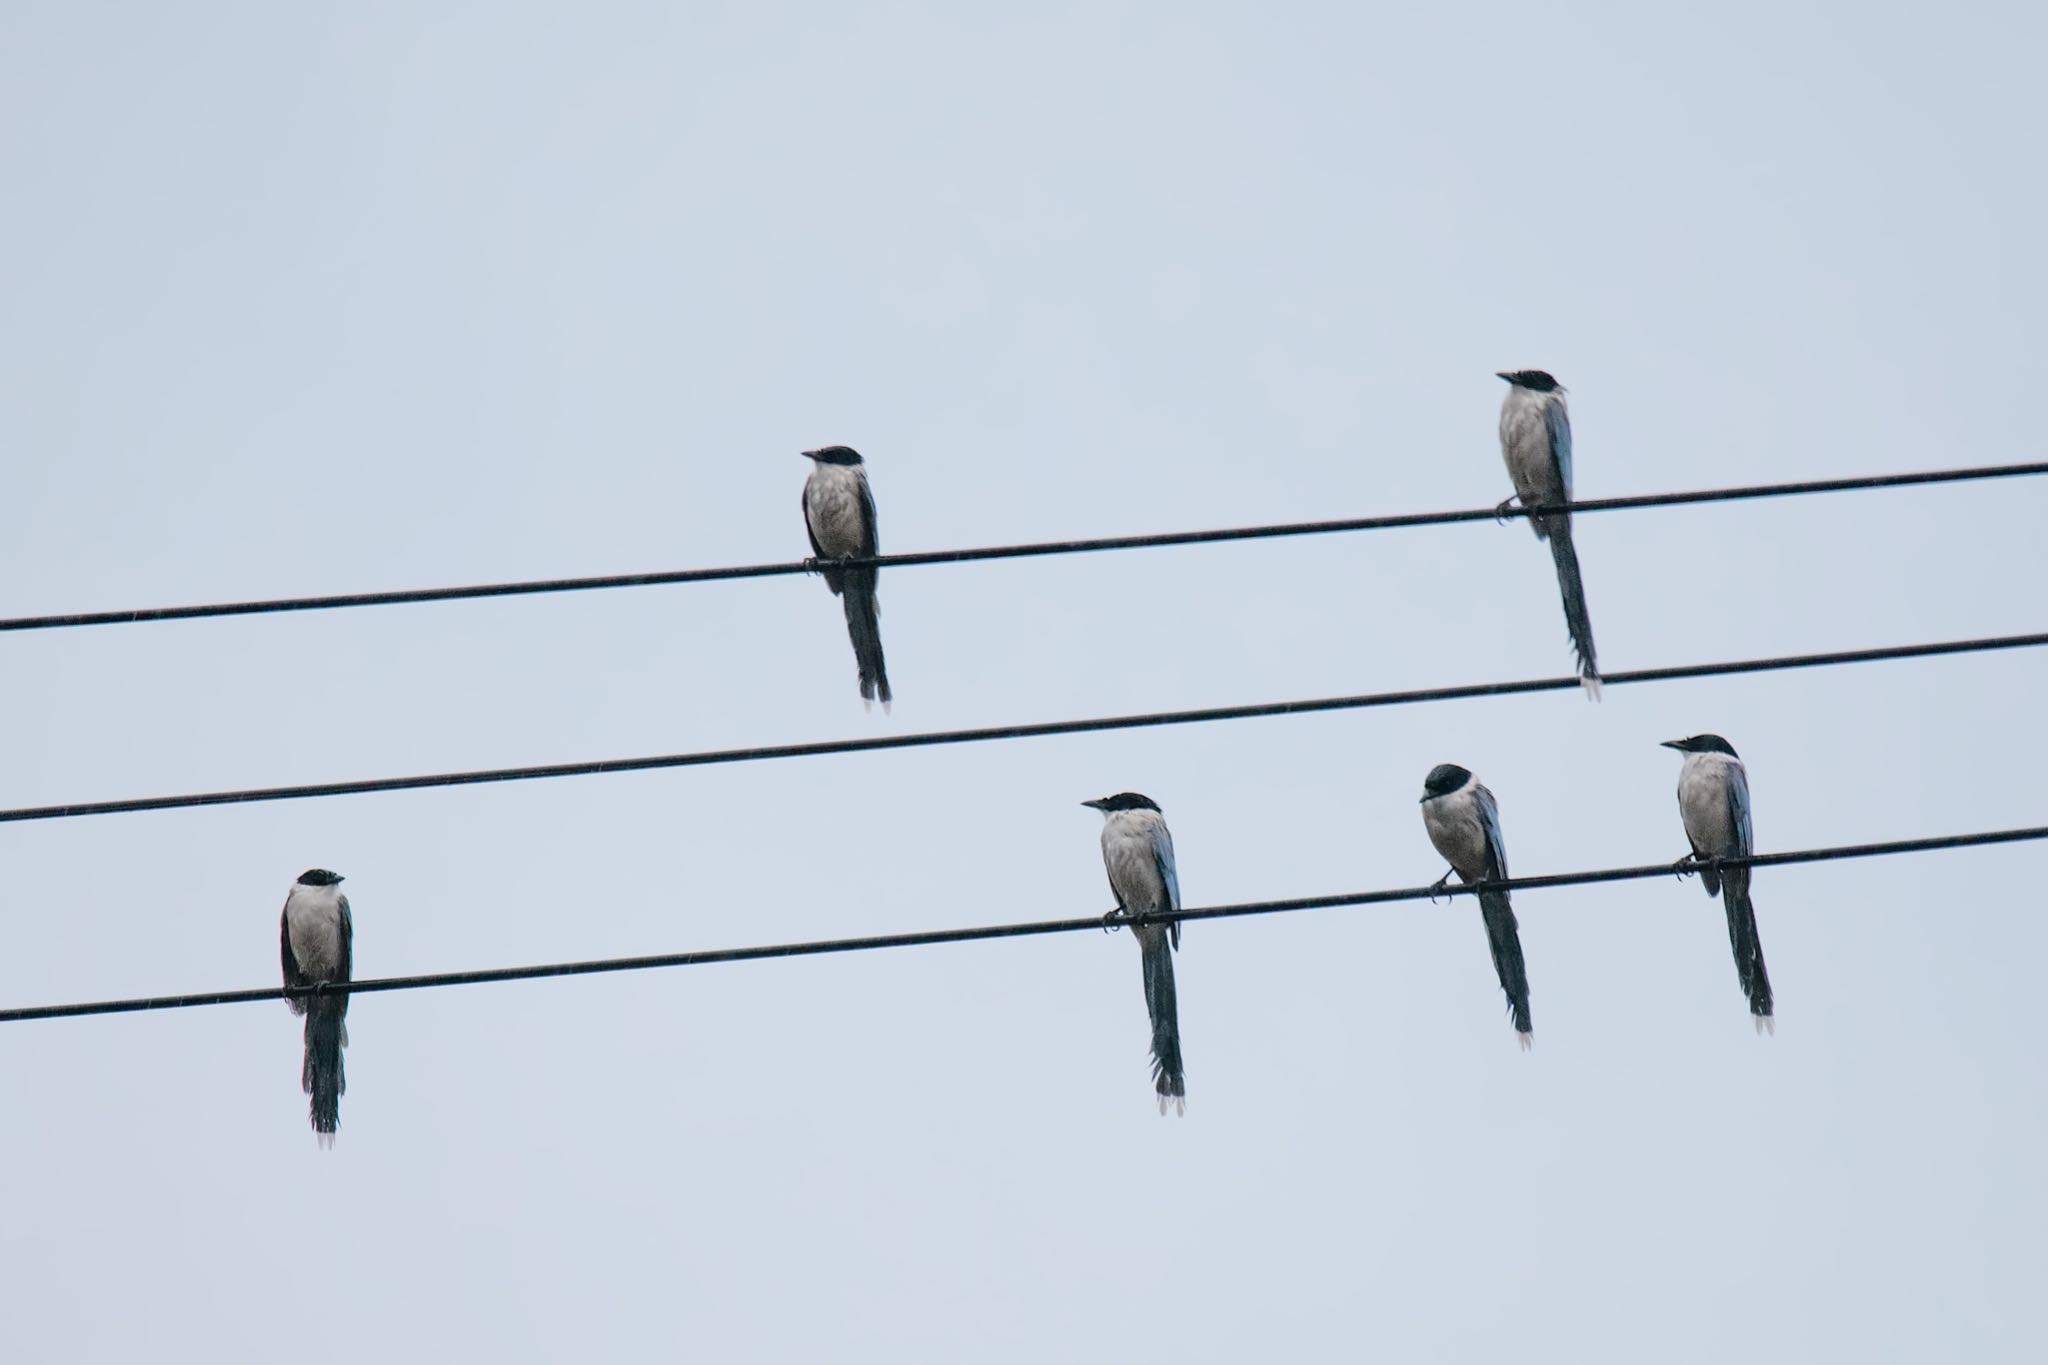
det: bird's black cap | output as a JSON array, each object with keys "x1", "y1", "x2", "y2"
[
  {"x1": 1661, "y1": 734, "x2": 1739, "y2": 757},
  {"x1": 802, "y1": 445, "x2": 865, "y2": 465},
  {"x1": 1083, "y1": 792, "x2": 1162, "y2": 813},
  {"x1": 297, "y1": 868, "x2": 345, "y2": 886},
  {"x1": 1420, "y1": 764, "x2": 1473, "y2": 801},
  {"x1": 1496, "y1": 370, "x2": 1561, "y2": 392}
]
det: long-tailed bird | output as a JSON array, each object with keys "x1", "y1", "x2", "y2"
[
  {"x1": 1420, "y1": 764, "x2": 1533, "y2": 1048},
  {"x1": 802, "y1": 445, "x2": 892, "y2": 709},
  {"x1": 1083, "y1": 792, "x2": 1187, "y2": 1114},
  {"x1": 1663, "y1": 734, "x2": 1775, "y2": 1033},
  {"x1": 1497, "y1": 369, "x2": 1600, "y2": 697},
  {"x1": 280, "y1": 868, "x2": 353, "y2": 1146}
]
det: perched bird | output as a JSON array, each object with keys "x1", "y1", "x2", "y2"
[
  {"x1": 1419, "y1": 764, "x2": 1533, "y2": 1048},
  {"x1": 1663, "y1": 735, "x2": 1775, "y2": 1033},
  {"x1": 1496, "y1": 369, "x2": 1600, "y2": 697},
  {"x1": 1083, "y1": 792, "x2": 1187, "y2": 1114},
  {"x1": 280, "y1": 868, "x2": 353, "y2": 1146},
  {"x1": 801, "y1": 445, "x2": 892, "y2": 709}
]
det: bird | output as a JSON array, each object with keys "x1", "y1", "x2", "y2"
[
  {"x1": 801, "y1": 445, "x2": 892, "y2": 710},
  {"x1": 1083, "y1": 792, "x2": 1187, "y2": 1114},
  {"x1": 1496, "y1": 369, "x2": 1600, "y2": 697},
  {"x1": 1663, "y1": 735, "x2": 1775, "y2": 1033},
  {"x1": 280, "y1": 867, "x2": 353, "y2": 1146},
  {"x1": 1419, "y1": 763, "x2": 1533, "y2": 1048}
]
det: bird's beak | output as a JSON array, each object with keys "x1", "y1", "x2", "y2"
[
  {"x1": 1081, "y1": 798, "x2": 1107, "y2": 811},
  {"x1": 1418, "y1": 791, "x2": 1432, "y2": 803},
  {"x1": 1495, "y1": 371, "x2": 1514, "y2": 382},
  {"x1": 800, "y1": 449, "x2": 820, "y2": 461},
  {"x1": 1659, "y1": 740, "x2": 1686, "y2": 751}
]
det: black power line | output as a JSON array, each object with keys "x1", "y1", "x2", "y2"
[
  {"x1": 3, "y1": 461, "x2": 2041, "y2": 633},
  {"x1": 3, "y1": 822, "x2": 2039, "y2": 1024},
  {"x1": 3, "y1": 628, "x2": 2042, "y2": 826}
]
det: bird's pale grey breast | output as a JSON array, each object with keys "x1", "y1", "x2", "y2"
[
  {"x1": 1101, "y1": 810, "x2": 1172, "y2": 912},
  {"x1": 1423, "y1": 783, "x2": 1495, "y2": 880},
  {"x1": 1498, "y1": 386, "x2": 1568, "y2": 510},
  {"x1": 1678, "y1": 753, "x2": 1744, "y2": 854},
  {"x1": 284, "y1": 885, "x2": 349, "y2": 978},
  {"x1": 804, "y1": 465, "x2": 871, "y2": 558}
]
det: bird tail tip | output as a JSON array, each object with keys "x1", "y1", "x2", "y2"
[
  {"x1": 1579, "y1": 673, "x2": 1602, "y2": 702},
  {"x1": 1517, "y1": 1030, "x2": 1534, "y2": 1052},
  {"x1": 1754, "y1": 1012, "x2": 1775, "y2": 1037},
  {"x1": 1153, "y1": 1063, "x2": 1187, "y2": 1117}
]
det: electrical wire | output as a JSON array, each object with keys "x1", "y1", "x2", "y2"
[
  {"x1": 1, "y1": 628, "x2": 2042, "y2": 825},
  {"x1": 2, "y1": 822, "x2": 2038, "y2": 1024},
  {"x1": 3, "y1": 461, "x2": 2041, "y2": 632}
]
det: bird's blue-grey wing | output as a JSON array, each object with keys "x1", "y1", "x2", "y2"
[
  {"x1": 1477, "y1": 784, "x2": 1510, "y2": 881},
  {"x1": 856, "y1": 469, "x2": 880, "y2": 556},
  {"x1": 1544, "y1": 398, "x2": 1574, "y2": 501},
  {"x1": 338, "y1": 894, "x2": 354, "y2": 982},
  {"x1": 1151, "y1": 823, "x2": 1182, "y2": 949},
  {"x1": 1728, "y1": 763, "x2": 1754, "y2": 858}
]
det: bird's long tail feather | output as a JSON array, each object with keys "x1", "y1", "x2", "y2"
[
  {"x1": 302, "y1": 996, "x2": 347, "y2": 1147},
  {"x1": 1541, "y1": 516, "x2": 1600, "y2": 698},
  {"x1": 840, "y1": 566, "x2": 892, "y2": 709},
  {"x1": 1722, "y1": 870, "x2": 1774, "y2": 1032},
  {"x1": 1479, "y1": 890, "x2": 1534, "y2": 1046},
  {"x1": 1139, "y1": 932, "x2": 1186, "y2": 1114}
]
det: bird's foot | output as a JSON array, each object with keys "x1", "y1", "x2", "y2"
[
  {"x1": 1100, "y1": 907, "x2": 1127, "y2": 935},
  {"x1": 1493, "y1": 495, "x2": 1521, "y2": 525},
  {"x1": 1673, "y1": 852, "x2": 1721, "y2": 881},
  {"x1": 800, "y1": 556, "x2": 822, "y2": 576},
  {"x1": 1428, "y1": 869, "x2": 1455, "y2": 904}
]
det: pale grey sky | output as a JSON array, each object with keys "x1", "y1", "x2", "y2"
[{"x1": 2, "y1": 3, "x2": 2043, "y2": 1361}]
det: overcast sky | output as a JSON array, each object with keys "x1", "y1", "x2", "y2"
[{"x1": 3, "y1": 3, "x2": 2044, "y2": 1361}]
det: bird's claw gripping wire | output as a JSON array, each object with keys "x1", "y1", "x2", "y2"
[
  {"x1": 1428, "y1": 869, "x2": 1456, "y2": 904},
  {"x1": 1672, "y1": 852, "x2": 1715, "y2": 881},
  {"x1": 1493, "y1": 495, "x2": 1522, "y2": 525},
  {"x1": 1101, "y1": 906, "x2": 1127, "y2": 934}
]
